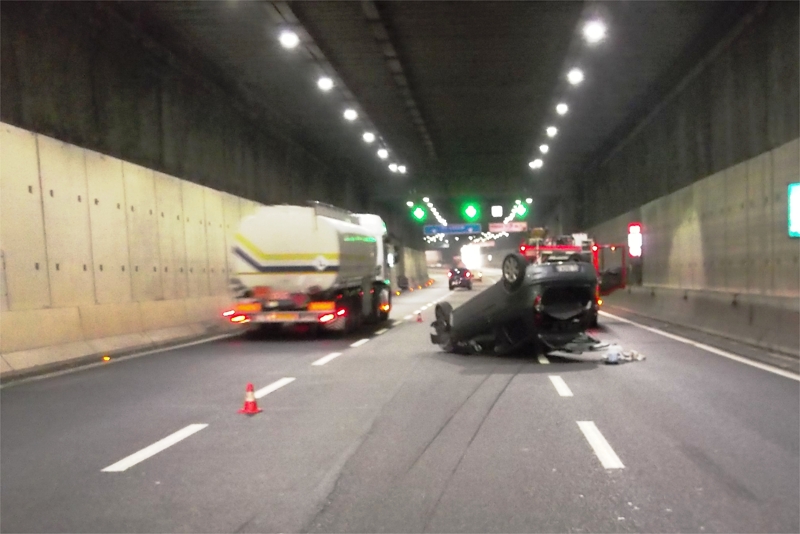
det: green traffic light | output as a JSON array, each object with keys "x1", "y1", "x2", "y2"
[
  {"x1": 461, "y1": 202, "x2": 480, "y2": 222},
  {"x1": 412, "y1": 206, "x2": 426, "y2": 222}
]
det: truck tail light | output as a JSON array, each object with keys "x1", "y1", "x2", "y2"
[
  {"x1": 222, "y1": 310, "x2": 235, "y2": 317},
  {"x1": 336, "y1": 308, "x2": 347, "y2": 317},
  {"x1": 231, "y1": 315, "x2": 250, "y2": 323},
  {"x1": 380, "y1": 303, "x2": 391, "y2": 312},
  {"x1": 308, "y1": 301, "x2": 335, "y2": 312},
  {"x1": 319, "y1": 313, "x2": 335, "y2": 323}
]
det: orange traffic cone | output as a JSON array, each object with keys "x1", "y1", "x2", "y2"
[
  {"x1": 238, "y1": 383, "x2": 262, "y2": 415},
  {"x1": 417, "y1": 313, "x2": 423, "y2": 323}
]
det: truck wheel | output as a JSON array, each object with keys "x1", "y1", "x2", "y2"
[
  {"x1": 501, "y1": 253, "x2": 527, "y2": 292},
  {"x1": 375, "y1": 285, "x2": 391, "y2": 322}
]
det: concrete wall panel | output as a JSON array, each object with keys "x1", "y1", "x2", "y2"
[
  {"x1": 181, "y1": 181, "x2": 210, "y2": 297},
  {"x1": 79, "y1": 302, "x2": 142, "y2": 340},
  {"x1": 0, "y1": 123, "x2": 50, "y2": 310},
  {"x1": 203, "y1": 187, "x2": 227, "y2": 296},
  {"x1": 725, "y1": 162, "x2": 749, "y2": 291},
  {"x1": 747, "y1": 153, "x2": 772, "y2": 294},
  {"x1": 85, "y1": 149, "x2": 131, "y2": 304},
  {"x1": 37, "y1": 134, "x2": 94, "y2": 307},
  {"x1": 123, "y1": 162, "x2": 162, "y2": 301},
  {"x1": 0, "y1": 307, "x2": 82, "y2": 353},
  {"x1": 772, "y1": 139, "x2": 800, "y2": 296},
  {"x1": 154, "y1": 172, "x2": 183, "y2": 301}
]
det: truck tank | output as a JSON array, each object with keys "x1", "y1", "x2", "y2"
[{"x1": 231, "y1": 205, "x2": 381, "y2": 295}]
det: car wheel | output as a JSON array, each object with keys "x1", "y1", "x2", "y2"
[
  {"x1": 590, "y1": 313, "x2": 599, "y2": 328},
  {"x1": 501, "y1": 253, "x2": 527, "y2": 292},
  {"x1": 467, "y1": 282, "x2": 473, "y2": 290},
  {"x1": 433, "y1": 302, "x2": 454, "y2": 351},
  {"x1": 449, "y1": 284, "x2": 454, "y2": 291}
]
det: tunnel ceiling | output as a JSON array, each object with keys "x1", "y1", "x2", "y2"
[{"x1": 114, "y1": 0, "x2": 754, "y2": 223}]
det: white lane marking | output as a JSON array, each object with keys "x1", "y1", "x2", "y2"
[
  {"x1": 538, "y1": 355, "x2": 550, "y2": 365},
  {"x1": 255, "y1": 377, "x2": 296, "y2": 398},
  {"x1": 599, "y1": 311, "x2": 800, "y2": 382},
  {"x1": 412, "y1": 310, "x2": 421, "y2": 315},
  {"x1": 312, "y1": 353, "x2": 343, "y2": 366},
  {"x1": 578, "y1": 421, "x2": 624, "y2": 469},
  {"x1": 351, "y1": 338, "x2": 370, "y2": 348},
  {"x1": 102, "y1": 424, "x2": 208, "y2": 472},
  {"x1": 403, "y1": 315, "x2": 413, "y2": 321},
  {"x1": 421, "y1": 305, "x2": 429, "y2": 310},
  {"x1": 549, "y1": 376, "x2": 573, "y2": 397},
  {"x1": 375, "y1": 328, "x2": 389, "y2": 335}
]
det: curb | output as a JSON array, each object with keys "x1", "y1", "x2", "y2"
[{"x1": 0, "y1": 325, "x2": 241, "y2": 386}]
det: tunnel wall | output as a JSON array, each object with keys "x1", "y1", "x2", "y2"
[
  {"x1": 577, "y1": 1, "x2": 798, "y2": 230},
  {"x1": 0, "y1": 1, "x2": 372, "y2": 222},
  {"x1": 588, "y1": 138, "x2": 799, "y2": 355},
  {"x1": 575, "y1": 2, "x2": 799, "y2": 355},
  {"x1": 0, "y1": 122, "x2": 262, "y2": 375}
]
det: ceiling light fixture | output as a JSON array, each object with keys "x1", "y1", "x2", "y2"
[
  {"x1": 422, "y1": 197, "x2": 430, "y2": 202},
  {"x1": 546, "y1": 126, "x2": 558, "y2": 138},
  {"x1": 567, "y1": 68, "x2": 584, "y2": 85},
  {"x1": 377, "y1": 148, "x2": 388, "y2": 159},
  {"x1": 526, "y1": 198, "x2": 533, "y2": 204},
  {"x1": 556, "y1": 103, "x2": 568, "y2": 115},
  {"x1": 540, "y1": 144, "x2": 549, "y2": 154},
  {"x1": 317, "y1": 76, "x2": 334, "y2": 91},
  {"x1": 343, "y1": 109, "x2": 358, "y2": 121},
  {"x1": 389, "y1": 163, "x2": 398, "y2": 173},
  {"x1": 406, "y1": 201, "x2": 414, "y2": 207},
  {"x1": 398, "y1": 165, "x2": 407, "y2": 174},
  {"x1": 363, "y1": 132, "x2": 375, "y2": 143},
  {"x1": 529, "y1": 159, "x2": 543, "y2": 169},
  {"x1": 279, "y1": 30, "x2": 300, "y2": 49},
  {"x1": 583, "y1": 20, "x2": 607, "y2": 44}
]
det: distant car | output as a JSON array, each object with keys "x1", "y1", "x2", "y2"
[
  {"x1": 432, "y1": 253, "x2": 597, "y2": 354},
  {"x1": 448, "y1": 267, "x2": 473, "y2": 290},
  {"x1": 472, "y1": 270, "x2": 484, "y2": 282}
]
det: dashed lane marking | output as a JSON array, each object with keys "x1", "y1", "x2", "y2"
[
  {"x1": 578, "y1": 421, "x2": 624, "y2": 469},
  {"x1": 549, "y1": 376, "x2": 573, "y2": 397},
  {"x1": 403, "y1": 315, "x2": 413, "y2": 321},
  {"x1": 255, "y1": 377, "x2": 296, "y2": 398},
  {"x1": 102, "y1": 424, "x2": 208, "y2": 472},
  {"x1": 538, "y1": 355, "x2": 550, "y2": 365},
  {"x1": 599, "y1": 311, "x2": 800, "y2": 382},
  {"x1": 351, "y1": 338, "x2": 370, "y2": 348},
  {"x1": 375, "y1": 328, "x2": 389, "y2": 335},
  {"x1": 312, "y1": 353, "x2": 343, "y2": 366}
]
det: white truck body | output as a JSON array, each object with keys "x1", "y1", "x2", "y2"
[{"x1": 227, "y1": 203, "x2": 391, "y2": 330}]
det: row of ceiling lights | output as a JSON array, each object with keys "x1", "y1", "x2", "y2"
[
  {"x1": 278, "y1": 30, "x2": 408, "y2": 175},
  {"x1": 528, "y1": 19, "x2": 607, "y2": 172},
  {"x1": 407, "y1": 196, "x2": 448, "y2": 227}
]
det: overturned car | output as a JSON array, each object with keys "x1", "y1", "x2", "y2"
[{"x1": 430, "y1": 253, "x2": 598, "y2": 355}]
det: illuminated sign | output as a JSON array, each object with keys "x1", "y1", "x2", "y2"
[
  {"x1": 628, "y1": 223, "x2": 642, "y2": 257},
  {"x1": 789, "y1": 183, "x2": 800, "y2": 238}
]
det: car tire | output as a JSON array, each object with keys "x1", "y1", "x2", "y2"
[
  {"x1": 467, "y1": 282, "x2": 473, "y2": 290},
  {"x1": 501, "y1": 253, "x2": 527, "y2": 292},
  {"x1": 433, "y1": 302, "x2": 455, "y2": 351},
  {"x1": 590, "y1": 314, "x2": 599, "y2": 328},
  {"x1": 449, "y1": 285, "x2": 454, "y2": 291}
]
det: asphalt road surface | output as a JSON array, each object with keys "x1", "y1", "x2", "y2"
[{"x1": 2, "y1": 272, "x2": 798, "y2": 533}]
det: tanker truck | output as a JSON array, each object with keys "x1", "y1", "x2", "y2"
[{"x1": 224, "y1": 202, "x2": 393, "y2": 333}]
